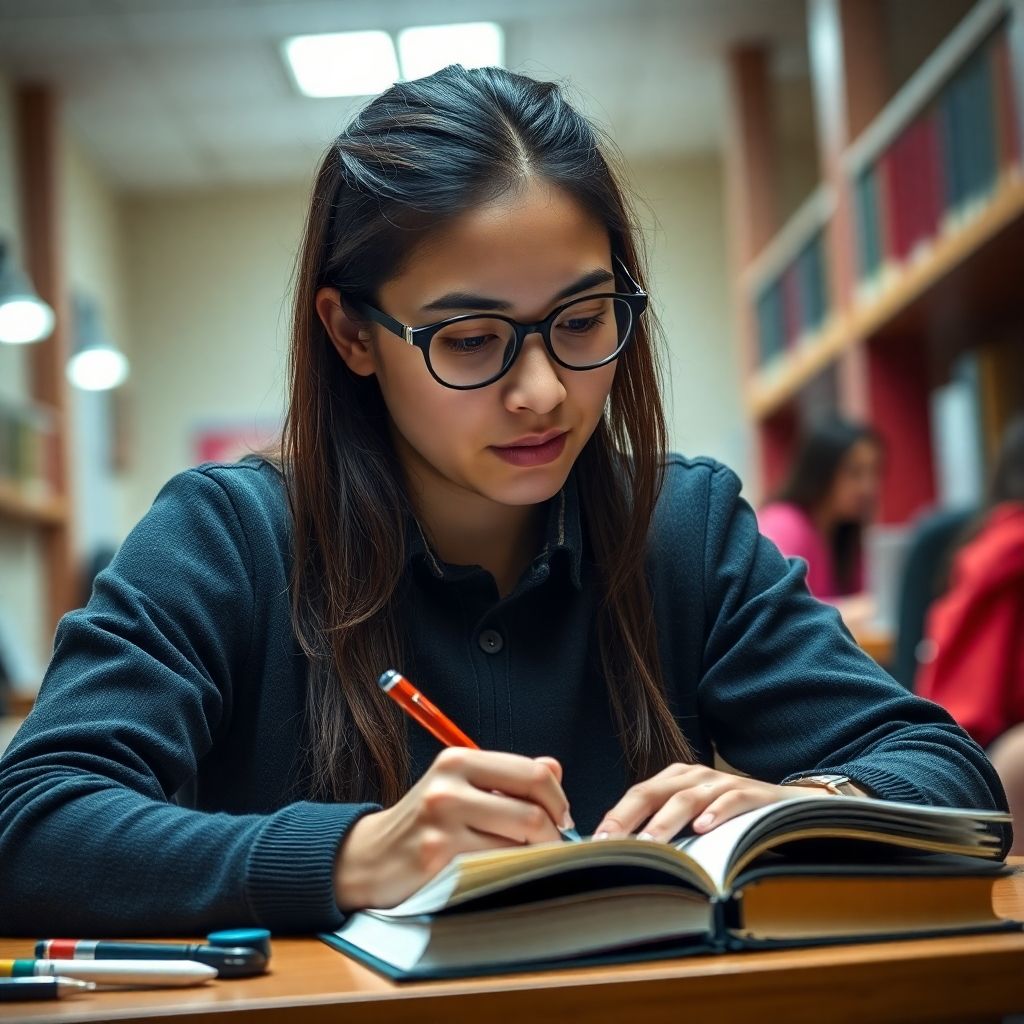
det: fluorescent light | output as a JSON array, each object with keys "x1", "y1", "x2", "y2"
[
  {"x1": 397, "y1": 22, "x2": 504, "y2": 81},
  {"x1": 0, "y1": 297, "x2": 54, "y2": 345},
  {"x1": 67, "y1": 346, "x2": 129, "y2": 391},
  {"x1": 0, "y1": 241, "x2": 55, "y2": 344},
  {"x1": 67, "y1": 294, "x2": 129, "y2": 391},
  {"x1": 283, "y1": 31, "x2": 400, "y2": 97}
]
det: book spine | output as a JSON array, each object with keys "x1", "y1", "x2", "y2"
[
  {"x1": 755, "y1": 283, "x2": 783, "y2": 367},
  {"x1": 882, "y1": 135, "x2": 909, "y2": 264},
  {"x1": 974, "y1": 41, "x2": 999, "y2": 201},
  {"x1": 920, "y1": 106, "x2": 945, "y2": 246},
  {"x1": 711, "y1": 893, "x2": 744, "y2": 949},
  {"x1": 781, "y1": 263, "x2": 801, "y2": 350},
  {"x1": 812, "y1": 230, "x2": 830, "y2": 325},
  {"x1": 939, "y1": 63, "x2": 966, "y2": 225},
  {"x1": 993, "y1": 30, "x2": 1020, "y2": 173},
  {"x1": 854, "y1": 169, "x2": 877, "y2": 285}
]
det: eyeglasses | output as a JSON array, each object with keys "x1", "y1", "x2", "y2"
[{"x1": 346, "y1": 254, "x2": 648, "y2": 390}]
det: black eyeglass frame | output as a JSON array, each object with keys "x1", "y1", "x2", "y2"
[{"x1": 345, "y1": 254, "x2": 648, "y2": 391}]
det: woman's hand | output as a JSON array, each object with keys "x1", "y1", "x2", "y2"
[
  {"x1": 593, "y1": 763, "x2": 838, "y2": 842},
  {"x1": 334, "y1": 748, "x2": 572, "y2": 911}
]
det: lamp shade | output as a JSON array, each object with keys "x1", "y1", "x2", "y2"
[
  {"x1": 0, "y1": 240, "x2": 56, "y2": 345},
  {"x1": 66, "y1": 294, "x2": 129, "y2": 391}
]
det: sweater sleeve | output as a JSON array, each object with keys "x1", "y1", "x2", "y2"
[
  {"x1": 696, "y1": 463, "x2": 1011, "y2": 852},
  {"x1": 0, "y1": 468, "x2": 378, "y2": 936}
]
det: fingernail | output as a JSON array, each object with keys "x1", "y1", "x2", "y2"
[
  {"x1": 637, "y1": 831, "x2": 656, "y2": 841},
  {"x1": 561, "y1": 811, "x2": 575, "y2": 831},
  {"x1": 694, "y1": 812, "x2": 714, "y2": 829},
  {"x1": 594, "y1": 830, "x2": 611, "y2": 841}
]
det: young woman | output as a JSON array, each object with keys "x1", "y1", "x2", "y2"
[
  {"x1": 0, "y1": 66, "x2": 1007, "y2": 935},
  {"x1": 916, "y1": 412, "x2": 1024, "y2": 744},
  {"x1": 758, "y1": 419, "x2": 883, "y2": 625},
  {"x1": 916, "y1": 414, "x2": 1024, "y2": 852}
]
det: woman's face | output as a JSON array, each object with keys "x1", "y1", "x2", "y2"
[
  {"x1": 328, "y1": 178, "x2": 620, "y2": 512},
  {"x1": 827, "y1": 439, "x2": 882, "y2": 523}
]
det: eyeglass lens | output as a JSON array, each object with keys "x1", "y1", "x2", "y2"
[{"x1": 427, "y1": 296, "x2": 634, "y2": 387}]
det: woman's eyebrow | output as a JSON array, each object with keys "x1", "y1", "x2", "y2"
[{"x1": 419, "y1": 267, "x2": 614, "y2": 313}]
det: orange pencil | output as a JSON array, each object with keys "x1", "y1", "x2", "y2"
[{"x1": 377, "y1": 669, "x2": 581, "y2": 841}]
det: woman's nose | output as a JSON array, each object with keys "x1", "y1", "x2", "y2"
[{"x1": 502, "y1": 333, "x2": 567, "y2": 414}]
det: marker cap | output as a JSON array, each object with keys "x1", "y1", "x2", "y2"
[{"x1": 206, "y1": 929, "x2": 271, "y2": 960}]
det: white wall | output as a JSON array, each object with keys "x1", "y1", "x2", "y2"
[
  {"x1": 120, "y1": 183, "x2": 309, "y2": 529},
  {"x1": 629, "y1": 156, "x2": 752, "y2": 490},
  {"x1": 63, "y1": 133, "x2": 132, "y2": 563}
]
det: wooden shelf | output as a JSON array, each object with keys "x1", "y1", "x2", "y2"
[
  {"x1": 746, "y1": 316, "x2": 851, "y2": 419},
  {"x1": 746, "y1": 173, "x2": 1024, "y2": 420},
  {"x1": 851, "y1": 172, "x2": 1024, "y2": 343},
  {"x1": 0, "y1": 478, "x2": 67, "y2": 527}
]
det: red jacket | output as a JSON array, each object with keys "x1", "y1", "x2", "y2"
[{"x1": 916, "y1": 503, "x2": 1024, "y2": 748}]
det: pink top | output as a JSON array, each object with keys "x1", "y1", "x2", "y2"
[{"x1": 757, "y1": 501, "x2": 863, "y2": 599}]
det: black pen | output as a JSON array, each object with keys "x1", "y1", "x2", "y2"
[
  {"x1": 0, "y1": 977, "x2": 95, "y2": 1001},
  {"x1": 35, "y1": 940, "x2": 267, "y2": 978}
]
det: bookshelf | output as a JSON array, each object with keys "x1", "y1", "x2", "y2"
[
  {"x1": 0, "y1": 478, "x2": 66, "y2": 527},
  {"x1": 0, "y1": 82, "x2": 74, "y2": 667},
  {"x1": 726, "y1": 0, "x2": 1024, "y2": 521}
]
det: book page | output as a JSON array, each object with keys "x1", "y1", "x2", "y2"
[
  {"x1": 675, "y1": 797, "x2": 1009, "y2": 894},
  {"x1": 376, "y1": 839, "x2": 715, "y2": 917}
]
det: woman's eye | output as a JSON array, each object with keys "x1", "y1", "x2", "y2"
[
  {"x1": 444, "y1": 334, "x2": 496, "y2": 353},
  {"x1": 559, "y1": 315, "x2": 603, "y2": 333}
]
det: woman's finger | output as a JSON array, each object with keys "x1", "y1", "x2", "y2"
[
  {"x1": 635, "y1": 779, "x2": 731, "y2": 842},
  {"x1": 456, "y1": 785, "x2": 565, "y2": 845},
  {"x1": 690, "y1": 786, "x2": 780, "y2": 833},
  {"x1": 435, "y1": 747, "x2": 573, "y2": 831},
  {"x1": 593, "y1": 773, "x2": 707, "y2": 838}
]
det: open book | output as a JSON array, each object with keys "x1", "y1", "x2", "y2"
[{"x1": 322, "y1": 797, "x2": 1017, "y2": 980}]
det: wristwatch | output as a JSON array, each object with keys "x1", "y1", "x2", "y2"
[{"x1": 785, "y1": 774, "x2": 858, "y2": 796}]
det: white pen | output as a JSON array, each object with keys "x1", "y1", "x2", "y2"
[{"x1": 0, "y1": 958, "x2": 218, "y2": 987}]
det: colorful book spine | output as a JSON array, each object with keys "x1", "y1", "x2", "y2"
[
  {"x1": 855, "y1": 28, "x2": 1019, "y2": 290},
  {"x1": 854, "y1": 167, "x2": 882, "y2": 284},
  {"x1": 755, "y1": 281, "x2": 785, "y2": 368},
  {"x1": 755, "y1": 227, "x2": 831, "y2": 367},
  {"x1": 780, "y1": 263, "x2": 802, "y2": 350},
  {"x1": 0, "y1": 401, "x2": 56, "y2": 499},
  {"x1": 992, "y1": 31, "x2": 1020, "y2": 174}
]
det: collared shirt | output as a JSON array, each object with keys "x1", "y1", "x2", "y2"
[{"x1": 0, "y1": 454, "x2": 1009, "y2": 935}]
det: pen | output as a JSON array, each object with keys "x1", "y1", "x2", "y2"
[
  {"x1": 0, "y1": 959, "x2": 218, "y2": 987},
  {"x1": 0, "y1": 977, "x2": 96, "y2": 1002},
  {"x1": 35, "y1": 940, "x2": 267, "y2": 978},
  {"x1": 378, "y1": 669, "x2": 581, "y2": 842}
]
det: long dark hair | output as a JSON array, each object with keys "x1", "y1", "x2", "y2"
[
  {"x1": 282, "y1": 65, "x2": 695, "y2": 806},
  {"x1": 774, "y1": 418, "x2": 880, "y2": 594}
]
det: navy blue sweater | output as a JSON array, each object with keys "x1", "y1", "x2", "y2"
[{"x1": 0, "y1": 455, "x2": 1009, "y2": 935}]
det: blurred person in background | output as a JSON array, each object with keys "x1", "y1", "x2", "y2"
[
  {"x1": 758, "y1": 418, "x2": 884, "y2": 631},
  {"x1": 917, "y1": 414, "x2": 1024, "y2": 851}
]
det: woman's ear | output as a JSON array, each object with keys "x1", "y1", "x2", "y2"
[{"x1": 315, "y1": 286, "x2": 376, "y2": 378}]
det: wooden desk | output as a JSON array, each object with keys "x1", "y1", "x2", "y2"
[{"x1": 2, "y1": 865, "x2": 1023, "y2": 1024}]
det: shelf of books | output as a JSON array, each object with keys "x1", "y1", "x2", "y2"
[
  {"x1": 734, "y1": 0, "x2": 1024, "y2": 516},
  {"x1": 0, "y1": 397, "x2": 66, "y2": 527}
]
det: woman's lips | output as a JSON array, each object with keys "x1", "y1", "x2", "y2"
[{"x1": 491, "y1": 432, "x2": 568, "y2": 466}]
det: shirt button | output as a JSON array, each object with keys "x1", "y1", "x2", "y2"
[{"x1": 478, "y1": 629, "x2": 504, "y2": 655}]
